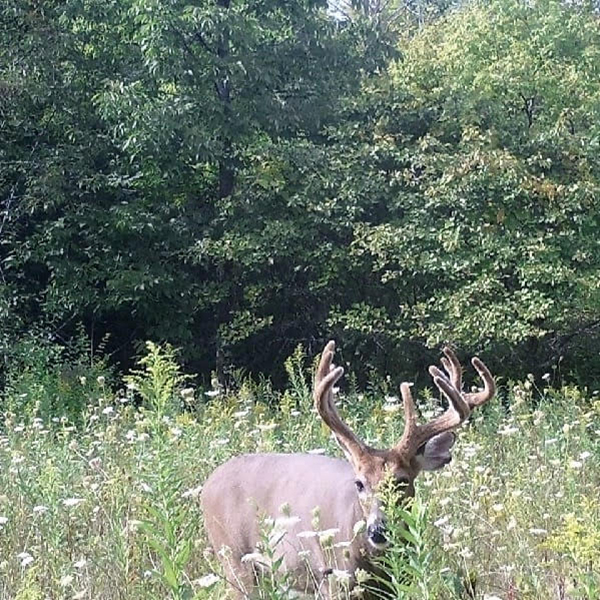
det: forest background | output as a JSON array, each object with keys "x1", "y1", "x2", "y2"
[{"x1": 2, "y1": 0, "x2": 600, "y2": 396}]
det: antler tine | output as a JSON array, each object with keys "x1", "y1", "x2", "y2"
[
  {"x1": 396, "y1": 372, "x2": 470, "y2": 454},
  {"x1": 440, "y1": 347, "x2": 463, "y2": 391},
  {"x1": 395, "y1": 350, "x2": 495, "y2": 456},
  {"x1": 314, "y1": 341, "x2": 366, "y2": 458},
  {"x1": 464, "y1": 357, "x2": 496, "y2": 408},
  {"x1": 399, "y1": 382, "x2": 418, "y2": 444}
]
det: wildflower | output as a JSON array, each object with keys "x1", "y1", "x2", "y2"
[
  {"x1": 529, "y1": 528, "x2": 547, "y2": 536},
  {"x1": 205, "y1": 389, "x2": 221, "y2": 398},
  {"x1": 196, "y1": 573, "x2": 220, "y2": 588},
  {"x1": 60, "y1": 575, "x2": 74, "y2": 587},
  {"x1": 182, "y1": 485, "x2": 203, "y2": 499},
  {"x1": 318, "y1": 528, "x2": 340, "y2": 546},
  {"x1": 101, "y1": 406, "x2": 114, "y2": 415},
  {"x1": 33, "y1": 505, "x2": 48, "y2": 515},
  {"x1": 74, "y1": 558, "x2": 87, "y2": 569},
  {"x1": 63, "y1": 498, "x2": 84, "y2": 508},
  {"x1": 274, "y1": 515, "x2": 301, "y2": 529},
  {"x1": 541, "y1": 373, "x2": 551, "y2": 382},
  {"x1": 330, "y1": 569, "x2": 351, "y2": 585},
  {"x1": 72, "y1": 591, "x2": 87, "y2": 600},
  {"x1": 498, "y1": 425, "x2": 519, "y2": 436},
  {"x1": 241, "y1": 552, "x2": 267, "y2": 564},
  {"x1": 88, "y1": 457, "x2": 102, "y2": 469},
  {"x1": 580, "y1": 451, "x2": 592, "y2": 461},
  {"x1": 139, "y1": 482, "x2": 153, "y2": 494},
  {"x1": 180, "y1": 387, "x2": 195, "y2": 399},
  {"x1": 308, "y1": 448, "x2": 326, "y2": 455},
  {"x1": 297, "y1": 530, "x2": 318, "y2": 538},
  {"x1": 382, "y1": 404, "x2": 401, "y2": 413},
  {"x1": 0, "y1": 516, "x2": 8, "y2": 525},
  {"x1": 434, "y1": 516, "x2": 450, "y2": 527},
  {"x1": 257, "y1": 423, "x2": 277, "y2": 432},
  {"x1": 353, "y1": 520, "x2": 366, "y2": 536},
  {"x1": 17, "y1": 552, "x2": 34, "y2": 567},
  {"x1": 233, "y1": 410, "x2": 249, "y2": 419},
  {"x1": 569, "y1": 460, "x2": 583, "y2": 470}
]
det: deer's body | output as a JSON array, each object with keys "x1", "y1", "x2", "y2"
[
  {"x1": 202, "y1": 453, "x2": 369, "y2": 595},
  {"x1": 202, "y1": 342, "x2": 496, "y2": 598}
]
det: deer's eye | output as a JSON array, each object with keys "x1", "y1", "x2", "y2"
[{"x1": 354, "y1": 480, "x2": 365, "y2": 493}]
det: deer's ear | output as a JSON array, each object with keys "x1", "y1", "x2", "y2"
[{"x1": 414, "y1": 432, "x2": 456, "y2": 471}]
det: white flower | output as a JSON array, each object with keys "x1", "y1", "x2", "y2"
[
  {"x1": 195, "y1": 573, "x2": 220, "y2": 588},
  {"x1": 274, "y1": 515, "x2": 301, "y2": 529},
  {"x1": 257, "y1": 423, "x2": 277, "y2": 432},
  {"x1": 181, "y1": 485, "x2": 203, "y2": 499},
  {"x1": 434, "y1": 516, "x2": 450, "y2": 527},
  {"x1": 297, "y1": 530, "x2": 318, "y2": 538},
  {"x1": 0, "y1": 516, "x2": 8, "y2": 525},
  {"x1": 353, "y1": 520, "x2": 366, "y2": 536},
  {"x1": 382, "y1": 404, "x2": 401, "y2": 413},
  {"x1": 33, "y1": 505, "x2": 48, "y2": 515},
  {"x1": 101, "y1": 406, "x2": 114, "y2": 415},
  {"x1": 580, "y1": 451, "x2": 592, "y2": 461},
  {"x1": 17, "y1": 552, "x2": 34, "y2": 567},
  {"x1": 205, "y1": 389, "x2": 221, "y2": 397},
  {"x1": 74, "y1": 558, "x2": 87, "y2": 569},
  {"x1": 63, "y1": 498, "x2": 84, "y2": 508},
  {"x1": 330, "y1": 569, "x2": 351, "y2": 585},
  {"x1": 570, "y1": 460, "x2": 583, "y2": 470},
  {"x1": 541, "y1": 373, "x2": 551, "y2": 382},
  {"x1": 307, "y1": 448, "x2": 326, "y2": 455},
  {"x1": 60, "y1": 575, "x2": 74, "y2": 587},
  {"x1": 529, "y1": 528, "x2": 547, "y2": 536},
  {"x1": 241, "y1": 552, "x2": 266, "y2": 564}
]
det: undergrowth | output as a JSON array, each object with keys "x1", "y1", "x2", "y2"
[{"x1": 0, "y1": 343, "x2": 598, "y2": 599}]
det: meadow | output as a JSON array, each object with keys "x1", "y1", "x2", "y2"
[{"x1": 0, "y1": 343, "x2": 599, "y2": 600}]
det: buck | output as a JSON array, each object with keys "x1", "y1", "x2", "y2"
[{"x1": 201, "y1": 341, "x2": 495, "y2": 598}]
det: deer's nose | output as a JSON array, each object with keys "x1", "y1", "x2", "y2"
[{"x1": 367, "y1": 523, "x2": 387, "y2": 545}]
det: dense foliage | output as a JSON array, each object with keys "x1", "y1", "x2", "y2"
[{"x1": 2, "y1": 0, "x2": 600, "y2": 387}]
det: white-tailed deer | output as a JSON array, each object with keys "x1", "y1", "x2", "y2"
[{"x1": 201, "y1": 341, "x2": 495, "y2": 598}]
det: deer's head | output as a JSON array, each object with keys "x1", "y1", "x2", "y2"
[{"x1": 314, "y1": 341, "x2": 495, "y2": 549}]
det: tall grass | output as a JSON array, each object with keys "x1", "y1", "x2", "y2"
[{"x1": 0, "y1": 345, "x2": 598, "y2": 599}]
